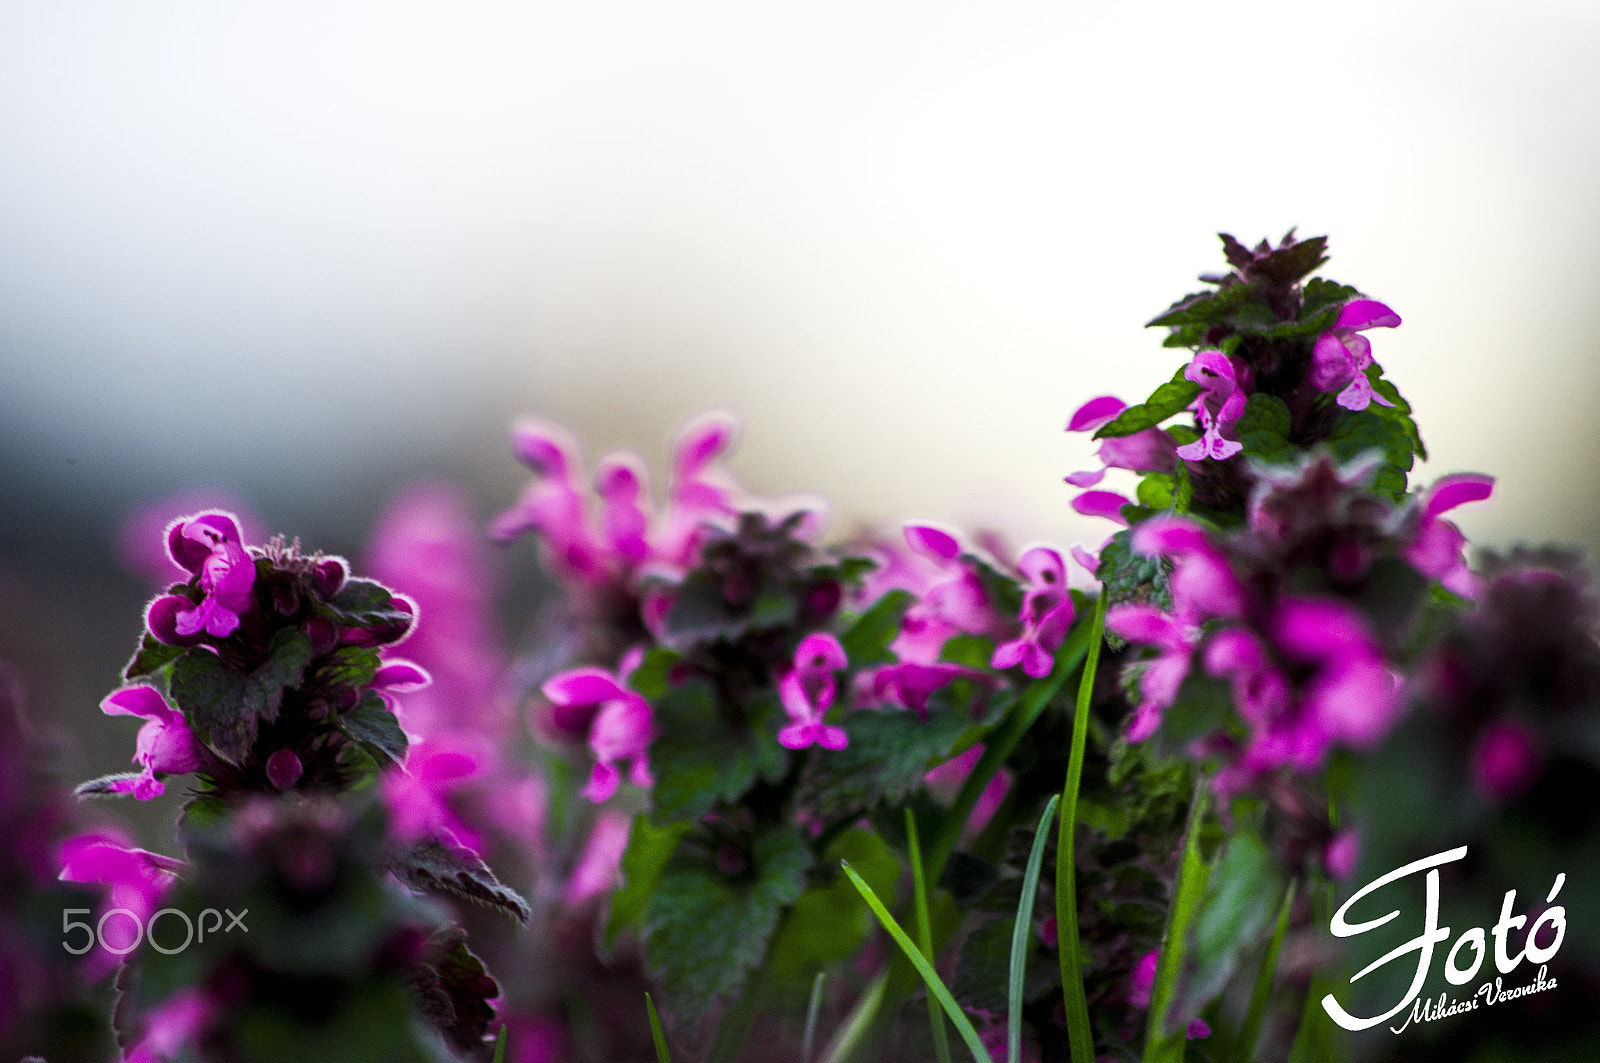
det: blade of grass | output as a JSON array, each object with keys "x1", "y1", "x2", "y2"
[
  {"x1": 646, "y1": 992, "x2": 673, "y2": 1063},
  {"x1": 1056, "y1": 592, "x2": 1106, "y2": 1063},
  {"x1": 1012, "y1": 794, "x2": 1060, "y2": 1063},
  {"x1": 907, "y1": 808, "x2": 953, "y2": 1063},
  {"x1": 1232, "y1": 879, "x2": 1296, "y2": 1063},
  {"x1": 492, "y1": 1024, "x2": 507, "y2": 1063},
  {"x1": 1141, "y1": 781, "x2": 1212, "y2": 1063},
  {"x1": 842, "y1": 860, "x2": 991, "y2": 1063},
  {"x1": 803, "y1": 972, "x2": 826, "y2": 1063},
  {"x1": 818, "y1": 969, "x2": 886, "y2": 1063}
]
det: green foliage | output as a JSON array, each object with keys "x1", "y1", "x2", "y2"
[
  {"x1": 1234, "y1": 393, "x2": 1295, "y2": 465},
  {"x1": 169, "y1": 629, "x2": 314, "y2": 764},
  {"x1": 322, "y1": 578, "x2": 413, "y2": 629},
  {"x1": 627, "y1": 647, "x2": 682, "y2": 700},
  {"x1": 606, "y1": 815, "x2": 692, "y2": 948},
  {"x1": 1173, "y1": 827, "x2": 1282, "y2": 1023},
  {"x1": 1095, "y1": 529, "x2": 1172, "y2": 621},
  {"x1": 1327, "y1": 408, "x2": 1413, "y2": 500},
  {"x1": 796, "y1": 687, "x2": 981, "y2": 820},
  {"x1": 648, "y1": 680, "x2": 788, "y2": 824},
  {"x1": 768, "y1": 829, "x2": 899, "y2": 977},
  {"x1": 643, "y1": 825, "x2": 812, "y2": 1023},
  {"x1": 839, "y1": 590, "x2": 913, "y2": 668},
  {"x1": 388, "y1": 839, "x2": 531, "y2": 924},
  {"x1": 123, "y1": 631, "x2": 185, "y2": 681},
  {"x1": 1094, "y1": 372, "x2": 1202, "y2": 440},
  {"x1": 340, "y1": 690, "x2": 409, "y2": 769}
]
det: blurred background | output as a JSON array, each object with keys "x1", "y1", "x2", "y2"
[{"x1": 2, "y1": 0, "x2": 1598, "y2": 795}]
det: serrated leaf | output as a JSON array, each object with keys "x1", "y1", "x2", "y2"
[
  {"x1": 319, "y1": 645, "x2": 382, "y2": 690},
  {"x1": 840, "y1": 590, "x2": 913, "y2": 668},
  {"x1": 325, "y1": 578, "x2": 408, "y2": 625},
  {"x1": 169, "y1": 629, "x2": 314, "y2": 764},
  {"x1": 411, "y1": 929, "x2": 500, "y2": 1054},
  {"x1": 796, "y1": 692, "x2": 976, "y2": 819},
  {"x1": 1301, "y1": 277, "x2": 1362, "y2": 318},
  {"x1": 644, "y1": 826, "x2": 812, "y2": 1023},
  {"x1": 389, "y1": 839, "x2": 530, "y2": 924},
  {"x1": 341, "y1": 689, "x2": 409, "y2": 768},
  {"x1": 1095, "y1": 529, "x2": 1171, "y2": 619},
  {"x1": 1368, "y1": 368, "x2": 1427, "y2": 461},
  {"x1": 124, "y1": 632, "x2": 185, "y2": 681},
  {"x1": 1234, "y1": 393, "x2": 1291, "y2": 439},
  {"x1": 605, "y1": 815, "x2": 691, "y2": 948},
  {"x1": 648, "y1": 680, "x2": 788, "y2": 824},
  {"x1": 1094, "y1": 377, "x2": 1202, "y2": 440},
  {"x1": 1146, "y1": 282, "x2": 1258, "y2": 329},
  {"x1": 1328, "y1": 410, "x2": 1413, "y2": 500}
]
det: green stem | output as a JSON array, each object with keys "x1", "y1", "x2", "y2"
[
  {"x1": 645, "y1": 993, "x2": 674, "y2": 1063},
  {"x1": 1014, "y1": 795, "x2": 1060, "y2": 1063},
  {"x1": 1056, "y1": 592, "x2": 1107, "y2": 1063},
  {"x1": 1232, "y1": 879, "x2": 1296, "y2": 1063},
  {"x1": 1141, "y1": 780, "x2": 1212, "y2": 1063},
  {"x1": 803, "y1": 973, "x2": 826, "y2": 1063},
  {"x1": 907, "y1": 808, "x2": 953, "y2": 1063}
]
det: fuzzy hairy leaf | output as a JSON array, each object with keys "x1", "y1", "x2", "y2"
[
  {"x1": 341, "y1": 690, "x2": 409, "y2": 768},
  {"x1": 124, "y1": 632, "x2": 185, "y2": 681},
  {"x1": 648, "y1": 679, "x2": 788, "y2": 824},
  {"x1": 169, "y1": 629, "x2": 314, "y2": 764},
  {"x1": 390, "y1": 839, "x2": 531, "y2": 924},
  {"x1": 643, "y1": 826, "x2": 812, "y2": 1023}
]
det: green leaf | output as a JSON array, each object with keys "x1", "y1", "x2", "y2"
[
  {"x1": 648, "y1": 680, "x2": 788, "y2": 824},
  {"x1": 1011, "y1": 797, "x2": 1059, "y2": 1063},
  {"x1": 1367, "y1": 368, "x2": 1427, "y2": 461},
  {"x1": 646, "y1": 993, "x2": 674, "y2": 1063},
  {"x1": 628, "y1": 647, "x2": 682, "y2": 700},
  {"x1": 124, "y1": 632, "x2": 185, "y2": 681},
  {"x1": 644, "y1": 826, "x2": 812, "y2": 1023},
  {"x1": 493, "y1": 1024, "x2": 508, "y2": 1063},
  {"x1": 340, "y1": 690, "x2": 409, "y2": 768},
  {"x1": 1142, "y1": 786, "x2": 1212, "y2": 1062},
  {"x1": 1327, "y1": 409, "x2": 1413, "y2": 500},
  {"x1": 907, "y1": 810, "x2": 952, "y2": 1063},
  {"x1": 1232, "y1": 880, "x2": 1296, "y2": 1063},
  {"x1": 1095, "y1": 530, "x2": 1171, "y2": 618},
  {"x1": 606, "y1": 815, "x2": 692, "y2": 949},
  {"x1": 1234, "y1": 393, "x2": 1291, "y2": 438},
  {"x1": 1300, "y1": 277, "x2": 1362, "y2": 318},
  {"x1": 839, "y1": 590, "x2": 913, "y2": 668},
  {"x1": 1094, "y1": 377, "x2": 1203, "y2": 440},
  {"x1": 842, "y1": 861, "x2": 991, "y2": 1063},
  {"x1": 324, "y1": 578, "x2": 410, "y2": 626},
  {"x1": 939, "y1": 634, "x2": 996, "y2": 670},
  {"x1": 1136, "y1": 474, "x2": 1176, "y2": 511},
  {"x1": 1147, "y1": 282, "x2": 1258, "y2": 330},
  {"x1": 169, "y1": 628, "x2": 314, "y2": 764},
  {"x1": 1174, "y1": 827, "x2": 1281, "y2": 1022},
  {"x1": 389, "y1": 839, "x2": 531, "y2": 924},
  {"x1": 318, "y1": 645, "x2": 382, "y2": 691},
  {"x1": 811, "y1": 555, "x2": 879, "y2": 587},
  {"x1": 768, "y1": 829, "x2": 899, "y2": 977},
  {"x1": 796, "y1": 691, "x2": 976, "y2": 820}
]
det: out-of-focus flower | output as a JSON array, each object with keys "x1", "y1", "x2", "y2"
[
  {"x1": 1403, "y1": 473, "x2": 1494, "y2": 600},
  {"x1": 99, "y1": 686, "x2": 204, "y2": 799},
  {"x1": 777, "y1": 634, "x2": 849, "y2": 750},
  {"x1": 382, "y1": 739, "x2": 489, "y2": 852},
  {"x1": 57, "y1": 830, "x2": 181, "y2": 977},
  {"x1": 124, "y1": 988, "x2": 212, "y2": 1063},
  {"x1": 541, "y1": 668, "x2": 654, "y2": 802},
  {"x1": 1310, "y1": 299, "x2": 1401, "y2": 411},
  {"x1": 992, "y1": 546, "x2": 1075, "y2": 678},
  {"x1": 924, "y1": 743, "x2": 1010, "y2": 841},
  {"x1": 565, "y1": 809, "x2": 632, "y2": 907}
]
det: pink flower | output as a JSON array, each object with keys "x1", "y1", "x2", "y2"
[
  {"x1": 1064, "y1": 395, "x2": 1177, "y2": 488},
  {"x1": 1175, "y1": 350, "x2": 1246, "y2": 462},
  {"x1": 894, "y1": 523, "x2": 1001, "y2": 659},
  {"x1": 1310, "y1": 299, "x2": 1401, "y2": 411},
  {"x1": 859, "y1": 661, "x2": 984, "y2": 719},
  {"x1": 1473, "y1": 719, "x2": 1542, "y2": 801},
  {"x1": 100, "y1": 685, "x2": 204, "y2": 799},
  {"x1": 1069, "y1": 489, "x2": 1134, "y2": 526},
  {"x1": 58, "y1": 830, "x2": 182, "y2": 979},
  {"x1": 565, "y1": 809, "x2": 632, "y2": 907},
  {"x1": 118, "y1": 491, "x2": 261, "y2": 585},
  {"x1": 1324, "y1": 830, "x2": 1360, "y2": 881},
  {"x1": 381, "y1": 738, "x2": 488, "y2": 852},
  {"x1": 1128, "y1": 950, "x2": 1159, "y2": 1009},
  {"x1": 541, "y1": 668, "x2": 654, "y2": 802},
  {"x1": 1131, "y1": 517, "x2": 1246, "y2": 622},
  {"x1": 491, "y1": 419, "x2": 609, "y2": 583},
  {"x1": 778, "y1": 633, "x2": 849, "y2": 750},
  {"x1": 153, "y1": 511, "x2": 257, "y2": 640},
  {"x1": 924, "y1": 743, "x2": 1010, "y2": 841},
  {"x1": 124, "y1": 988, "x2": 212, "y2": 1063},
  {"x1": 1106, "y1": 605, "x2": 1198, "y2": 741},
  {"x1": 1404, "y1": 473, "x2": 1494, "y2": 599},
  {"x1": 1267, "y1": 597, "x2": 1401, "y2": 764},
  {"x1": 652, "y1": 412, "x2": 743, "y2": 567},
  {"x1": 992, "y1": 546, "x2": 1075, "y2": 678}
]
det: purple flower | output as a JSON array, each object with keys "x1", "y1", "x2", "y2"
[
  {"x1": 1404, "y1": 472, "x2": 1494, "y2": 599},
  {"x1": 150, "y1": 512, "x2": 258, "y2": 641},
  {"x1": 1064, "y1": 394, "x2": 1178, "y2": 488},
  {"x1": 1175, "y1": 349, "x2": 1246, "y2": 462},
  {"x1": 778, "y1": 633, "x2": 849, "y2": 750},
  {"x1": 491, "y1": 419, "x2": 610, "y2": 583},
  {"x1": 1131, "y1": 517, "x2": 1246, "y2": 622},
  {"x1": 381, "y1": 738, "x2": 488, "y2": 851},
  {"x1": 1106, "y1": 604, "x2": 1197, "y2": 741},
  {"x1": 124, "y1": 988, "x2": 212, "y2": 1063},
  {"x1": 565, "y1": 808, "x2": 632, "y2": 907},
  {"x1": 1310, "y1": 299, "x2": 1401, "y2": 411},
  {"x1": 992, "y1": 546, "x2": 1075, "y2": 678},
  {"x1": 57, "y1": 830, "x2": 182, "y2": 978},
  {"x1": 859, "y1": 661, "x2": 985, "y2": 719},
  {"x1": 265, "y1": 749, "x2": 304, "y2": 790},
  {"x1": 1070, "y1": 489, "x2": 1133, "y2": 526},
  {"x1": 1472, "y1": 719, "x2": 1542, "y2": 801},
  {"x1": 1324, "y1": 830, "x2": 1360, "y2": 881},
  {"x1": 1128, "y1": 950, "x2": 1159, "y2": 1008},
  {"x1": 100, "y1": 685, "x2": 204, "y2": 799},
  {"x1": 1268, "y1": 597, "x2": 1401, "y2": 763},
  {"x1": 164, "y1": 511, "x2": 243, "y2": 575},
  {"x1": 118, "y1": 491, "x2": 260, "y2": 585},
  {"x1": 541, "y1": 667, "x2": 654, "y2": 802},
  {"x1": 892, "y1": 523, "x2": 1001, "y2": 662},
  {"x1": 596, "y1": 455, "x2": 653, "y2": 563},
  {"x1": 924, "y1": 743, "x2": 1010, "y2": 841},
  {"x1": 652, "y1": 412, "x2": 742, "y2": 567}
]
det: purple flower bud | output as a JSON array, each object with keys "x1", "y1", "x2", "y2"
[
  {"x1": 146, "y1": 594, "x2": 204, "y2": 647},
  {"x1": 1324, "y1": 830, "x2": 1360, "y2": 880},
  {"x1": 1473, "y1": 720, "x2": 1542, "y2": 801},
  {"x1": 306, "y1": 615, "x2": 339, "y2": 655},
  {"x1": 266, "y1": 749, "x2": 304, "y2": 791},
  {"x1": 313, "y1": 557, "x2": 349, "y2": 599}
]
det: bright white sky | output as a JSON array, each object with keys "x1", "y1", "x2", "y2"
[{"x1": 2, "y1": 0, "x2": 1597, "y2": 559}]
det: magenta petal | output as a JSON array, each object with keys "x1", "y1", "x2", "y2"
[
  {"x1": 1098, "y1": 428, "x2": 1177, "y2": 474},
  {"x1": 1310, "y1": 332, "x2": 1355, "y2": 393},
  {"x1": 990, "y1": 640, "x2": 1027, "y2": 671},
  {"x1": 1070, "y1": 544, "x2": 1100, "y2": 574},
  {"x1": 1273, "y1": 598, "x2": 1372, "y2": 660},
  {"x1": 1066, "y1": 395, "x2": 1127, "y2": 433},
  {"x1": 1105, "y1": 604, "x2": 1184, "y2": 647},
  {"x1": 778, "y1": 723, "x2": 813, "y2": 750},
  {"x1": 166, "y1": 511, "x2": 242, "y2": 574},
  {"x1": 1186, "y1": 1019, "x2": 1211, "y2": 1040},
  {"x1": 1473, "y1": 720, "x2": 1541, "y2": 800},
  {"x1": 672, "y1": 411, "x2": 739, "y2": 480},
  {"x1": 903, "y1": 522, "x2": 961, "y2": 562},
  {"x1": 1130, "y1": 516, "x2": 1209, "y2": 557},
  {"x1": 795, "y1": 632, "x2": 848, "y2": 672},
  {"x1": 102, "y1": 685, "x2": 175, "y2": 722},
  {"x1": 1017, "y1": 546, "x2": 1065, "y2": 588},
  {"x1": 373, "y1": 660, "x2": 432, "y2": 692},
  {"x1": 818, "y1": 725, "x2": 848, "y2": 750},
  {"x1": 1423, "y1": 473, "x2": 1495, "y2": 519},
  {"x1": 510, "y1": 418, "x2": 579, "y2": 478},
  {"x1": 1335, "y1": 299, "x2": 1401, "y2": 331},
  {"x1": 266, "y1": 749, "x2": 304, "y2": 790},
  {"x1": 1063, "y1": 468, "x2": 1107, "y2": 488},
  {"x1": 1070, "y1": 490, "x2": 1132, "y2": 525},
  {"x1": 582, "y1": 761, "x2": 620, "y2": 803},
  {"x1": 146, "y1": 595, "x2": 203, "y2": 646},
  {"x1": 1202, "y1": 629, "x2": 1263, "y2": 676},
  {"x1": 543, "y1": 667, "x2": 629, "y2": 706}
]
